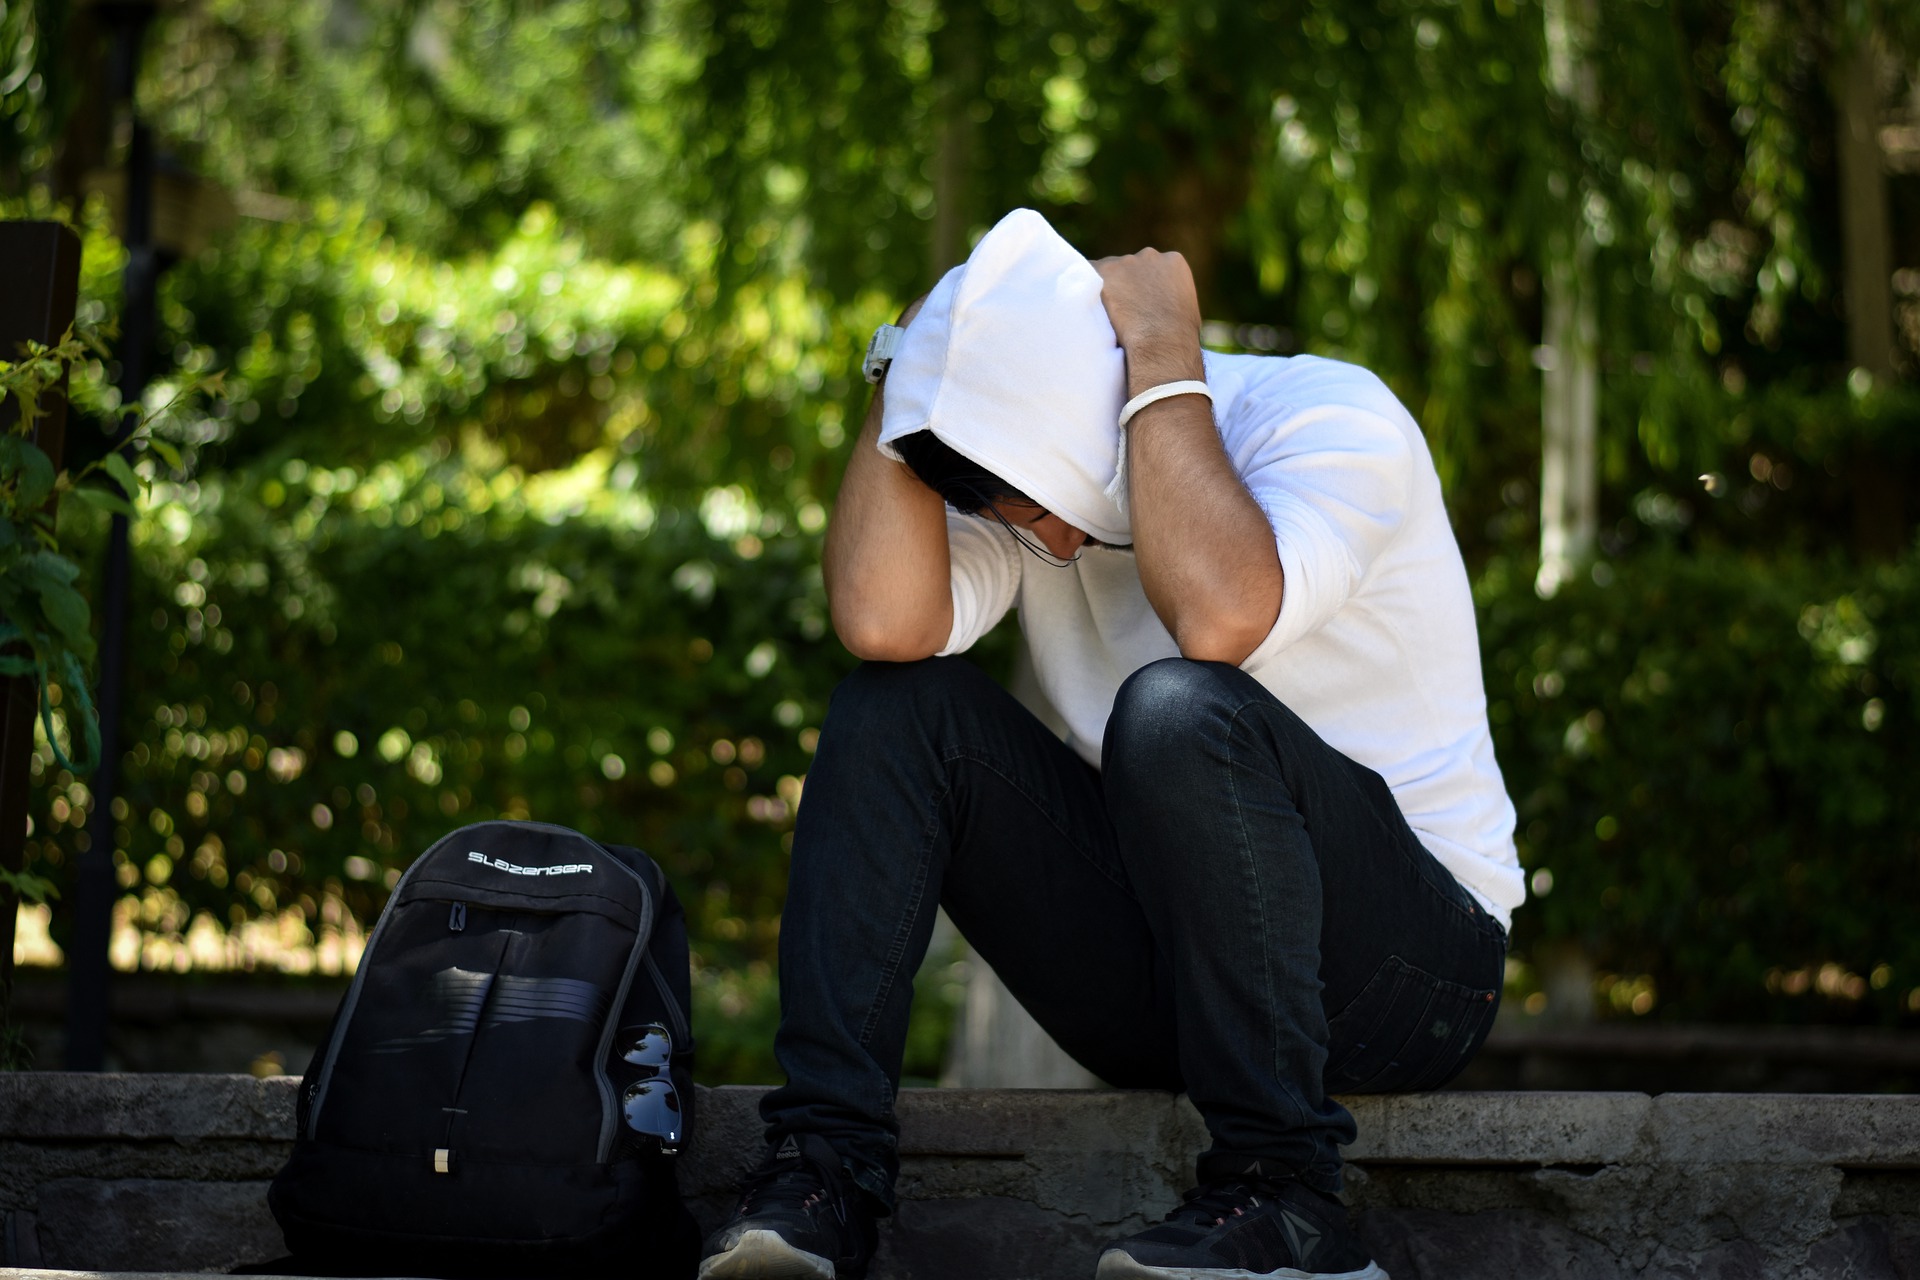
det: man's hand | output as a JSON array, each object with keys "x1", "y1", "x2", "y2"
[
  {"x1": 1093, "y1": 250, "x2": 1204, "y2": 380},
  {"x1": 1095, "y1": 249, "x2": 1284, "y2": 666}
]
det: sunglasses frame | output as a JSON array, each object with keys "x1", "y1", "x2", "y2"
[
  {"x1": 619, "y1": 1077, "x2": 684, "y2": 1155},
  {"x1": 611, "y1": 1021, "x2": 681, "y2": 1155},
  {"x1": 617, "y1": 1022, "x2": 674, "y2": 1078}
]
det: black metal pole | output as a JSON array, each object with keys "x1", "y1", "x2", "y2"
[
  {"x1": 0, "y1": 223, "x2": 83, "y2": 1070},
  {"x1": 65, "y1": 2, "x2": 156, "y2": 1072}
]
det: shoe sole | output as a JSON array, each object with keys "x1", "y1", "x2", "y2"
[
  {"x1": 1097, "y1": 1250, "x2": 1388, "y2": 1280},
  {"x1": 700, "y1": 1228, "x2": 842, "y2": 1280}
]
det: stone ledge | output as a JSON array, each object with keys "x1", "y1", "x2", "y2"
[
  {"x1": 6, "y1": 1075, "x2": 1918, "y2": 1169},
  {"x1": 4, "y1": 1076, "x2": 1919, "y2": 1279},
  {"x1": 0, "y1": 1076, "x2": 292, "y2": 1143}
]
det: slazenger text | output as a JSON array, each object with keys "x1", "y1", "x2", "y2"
[{"x1": 467, "y1": 851, "x2": 595, "y2": 876}]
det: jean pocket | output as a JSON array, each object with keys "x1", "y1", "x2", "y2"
[{"x1": 1323, "y1": 955, "x2": 1499, "y2": 1094}]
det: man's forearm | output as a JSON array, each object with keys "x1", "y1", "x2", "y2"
[
  {"x1": 1124, "y1": 337, "x2": 1284, "y2": 666},
  {"x1": 822, "y1": 387, "x2": 954, "y2": 661}
]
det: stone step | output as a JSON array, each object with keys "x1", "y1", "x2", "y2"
[{"x1": 3, "y1": 1074, "x2": 1917, "y2": 1278}]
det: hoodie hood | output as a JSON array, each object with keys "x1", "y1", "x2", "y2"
[{"x1": 878, "y1": 208, "x2": 1131, "y2": 546}]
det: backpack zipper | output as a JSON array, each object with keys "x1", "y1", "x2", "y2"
[
  {"x1": 587, "y1": 853, "x2": 652, "y2": 1162},
  {"x1": 644, "y1": 950, "x2": 691, "y2": 1048}
]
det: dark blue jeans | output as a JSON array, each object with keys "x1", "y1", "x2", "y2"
[{"x1": 761, "y1": 656, "x2": 1506, "y2": 1209}]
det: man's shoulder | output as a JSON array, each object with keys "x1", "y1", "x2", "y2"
[
  {"x1": 1204, "y1": 352, "x2": 1419, "y2": 474},
  {"x1": 1205, "y1": 350, "x2": 1406, "y2": 417}
]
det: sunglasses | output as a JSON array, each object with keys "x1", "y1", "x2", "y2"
[{"x1": 616, "y1": 1023, "x2": 682, "y2": 1154}]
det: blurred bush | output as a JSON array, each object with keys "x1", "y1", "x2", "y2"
[
  {"x1": 28, "y1": 456, "x2": 1014, "y2": 1081},
  {"x1": 1483, "y1": 543, "x2": 1919, "y2": 1025},
  {"x1": 6, "y1": 0, "x2": 1919, "y2": 1079}
]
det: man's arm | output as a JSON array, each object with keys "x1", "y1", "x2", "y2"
[
  {"x1": 1096, "y1": 251, "x2": 1284, "y2": 666},
  {"x1": 822, "y1": 308, "x2": 954, "y2": 662}
]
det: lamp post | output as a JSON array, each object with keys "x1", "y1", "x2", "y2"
[
  {"x1": 64, "y1": 0, "x2": 158, "y2": 1072},
  {"x1": 62, "y1": 0, "x2": 234, "y2": 1070}
]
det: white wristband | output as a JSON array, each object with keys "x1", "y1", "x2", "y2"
[{"x1": 1118, "y1": 379, "x2": 1213, "y2": 428}]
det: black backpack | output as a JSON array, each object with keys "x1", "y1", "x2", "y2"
[{"x1": 267, "y1": 820, "x2": 700, "y2": 1278}]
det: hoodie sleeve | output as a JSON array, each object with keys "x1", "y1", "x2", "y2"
[
  {"x1": 937, "y1": 507, "x2": 1023, "y2": 656},
  {"x1": 1227, "y1": 362, "x2": 1414, "y2": 670}
]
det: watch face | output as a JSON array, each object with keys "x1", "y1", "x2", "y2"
[{"x1": 864, "y1": 325, "x2": 901, "y2": 383}]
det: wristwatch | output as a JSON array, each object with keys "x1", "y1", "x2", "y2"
[{"x1": 863, "y1": 323, "x2": 904, "y2": 384}]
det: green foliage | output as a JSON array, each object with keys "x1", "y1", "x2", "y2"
[
  {"x1": 0, "y1": 321, "x2": 226, "y2": 774},
  {"x1": 0, "y1": 865, "x2": 54, "y2": 904},
  {"x1": 94, "y1": 0, "x2": 1920, "y2": 574},
  {"x1": 675, "y1": 0, "x2": 1918, "y2": 546},
  {"x1": 0, "y1": 0, "x2": 73, "y2": 196},
  {"x1": 27, "y1": 442, "x2": 1006, "y2": 1078},
  {"x1": 1482, "y1": 544, "x2": 1920, "y2": 1023},
  {"x1": 1, "y1": 328, "x2": 110, "y2": 775},
  {"x1": 3, "y1": 0, "x2": 1917, "y2": 1079}
]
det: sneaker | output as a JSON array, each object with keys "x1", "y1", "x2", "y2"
[
  {"x1": 1096, "y1": 1169, "x2": 1386, "y2": 1280},
  {"x1": 698, "y1": 1132, "x2": 879, "y2": 1280}
]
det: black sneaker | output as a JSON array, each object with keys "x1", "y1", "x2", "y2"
[
  {"x1": 1097, "y1": 1169, "x2": 1386, "y2": 1280},
  {"x1": 698, "y1": 1132, "x2": 879, "y2": 1280}
]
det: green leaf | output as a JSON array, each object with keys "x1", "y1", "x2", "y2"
[
  {"x1": 147, "y1": 437, "x2": 184, "y2": 471},
  {"x1": 37, "y1": 581, "x2": 92, "y2": 652},
  {"x1": 20, "y1": 550, "x2": 80, "y2": 587},
  {"x1": 0, "y1": 866, "x2": 60, "y2": 904},
  {"x1": 72, "y1": 485, "x2": 137, "y2": 518},
  {"x1": 0, "y1": 438, "x2": 54, "y2": 509},
  {"x1": 103, "y1": 451, "x2": 142, "y2": 500},
  {"x1": 13, "y1": 441, "x2": 56, "y2": 509}
]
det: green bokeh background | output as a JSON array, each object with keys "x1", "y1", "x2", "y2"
[{"x1": 2, "y1": 0, "x2": 1917, "y2": 1080}]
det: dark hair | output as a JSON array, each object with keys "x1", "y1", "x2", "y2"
[
  {"x1": 891, "y1": 430, "x2": 1030, "y2": 515},
  {"x1": 892, "y1": 429, "x2": 1088, "y2": 564}
]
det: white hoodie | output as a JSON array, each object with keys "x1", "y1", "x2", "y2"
[{"x1": 880, "y1": 210, "x2": 1524, "y2": 929}]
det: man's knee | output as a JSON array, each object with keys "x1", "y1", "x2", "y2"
[
  {"x1": 1104, "y1": 657, "x2": 1306, "y2": 779},
  {"x1": 1107, "y1": 658, "x2": 1240, "y2": 761}
]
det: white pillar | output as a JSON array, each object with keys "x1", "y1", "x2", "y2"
[
  {"x1": 1537, "y1": 0, "x2": 1600, "y2": 598},
  {"x1": 1538, "y1": 244, "x2": 1598, "y2": 596}
]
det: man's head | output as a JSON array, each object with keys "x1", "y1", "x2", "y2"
[
  {"x1": 891, "y1": 429, "x2": 1094, "y2": 562},
  {"x1": 875, "y1": 209, "x2": 1132, "y2": 548}
]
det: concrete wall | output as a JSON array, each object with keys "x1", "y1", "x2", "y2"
[{"x1": 2, "y1": 1074, "x2": 1918, "y2": 1278}]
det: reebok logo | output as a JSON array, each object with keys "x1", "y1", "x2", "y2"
[
  {"x1": 1279, "y1": 1208, "x2": 1322, "y2": 1265},
  {"x1": 776, "y1": 1135, "x2": 801, "y2": 1159},
  {"x1": 467, "y1": 851, "x2": 595, "y2": 877}
]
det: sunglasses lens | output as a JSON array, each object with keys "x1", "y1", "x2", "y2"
[
  {"x1": 620, "y1": 1024, "x2": 672, "y2": 1075},
  {"x1": 621, "y1": 1080, "x2": 682, "y2": 1152}
]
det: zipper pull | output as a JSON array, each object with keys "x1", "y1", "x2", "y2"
[{"x1": 449, "y1": 901, "x2": 467, "y2": 932}]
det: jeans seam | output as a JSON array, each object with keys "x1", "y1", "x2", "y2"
[
  {"x1": 854, "y1": 740, "x2": 1123, "y2": 1057},
  {"x1": 1326, "y1": 960, "x2": 1417, "y2": 1091},
  {"x1": 854, "y1": 783, "x2": 942, "y2": 1056},
  {"x1": 939, "y1": 743, "x2": 1134, "y2": 899},
  {"x1": 1347, "y1": 763, "x2": 1489, "y2": 935},
  {"x1": 1221, "y1": 699, "x2": 1308, "y2": 1136},
  {"x1": 1413, "y1": 857, "x2": 1489, "y2": 928}
]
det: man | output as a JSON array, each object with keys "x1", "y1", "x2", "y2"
[{"x1": 699, "y1": 209, "x2": 1522, "y2": 1280}]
